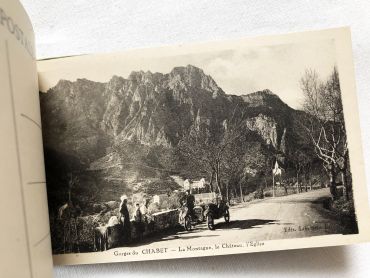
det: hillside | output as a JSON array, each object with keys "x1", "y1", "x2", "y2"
[{"x1": 40, "y1": 65, "x2": 312, "y2": 212}]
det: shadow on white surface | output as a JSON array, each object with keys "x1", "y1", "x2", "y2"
[
  {"x1": 17, "y1": 0, "x2": 370, "y2": 277},
  {"x1": 54, "y1": 246, "x2": 349, "y2": 277}
]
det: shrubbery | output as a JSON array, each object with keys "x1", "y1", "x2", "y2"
[
  {"x1": 254, "y1": 187, "x2": 264, "y2": 199},
  {"x1": 264, "y1": 192, "x2": 272, "y2": 198},
  {"x1": 332, "y1": 194, "x2": 358, "y2": 234}
]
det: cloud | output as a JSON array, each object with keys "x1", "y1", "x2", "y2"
[
  {"x1": 40, "y1": 38, "x2": 336, "y2": 110},
  {"x1": 201, "y1": 40, "x2": 336, "y2": 109}
]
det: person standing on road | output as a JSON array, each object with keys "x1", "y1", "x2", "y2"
[
  {"x1": 180, "y1": 190, "x2": 196, "y2": 220},
  {"x1": 134, "y1": 203, "x2": 144, "y2": 241},
  {"x1": 140, "y1": 199, "x2": 152, "y2": 222},
  {"x1": 119, "y1": 195, "x2": 131, "y2": 243}
]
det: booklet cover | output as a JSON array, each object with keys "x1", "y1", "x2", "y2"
[{"x1": 1, "y1": 0, "x2": 370, "y2": 275}]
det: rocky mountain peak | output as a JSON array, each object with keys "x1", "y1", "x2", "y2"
[
  {"x1": 109, "y1": 75, "x2": 125, "y2": 84},
  {"x1": 128, "y1": 70, "x2": 146, "y2": 82},
  {"x1": 170, "y1": 64, "x2": 204, "y2": 76},
  {"x1": 40, "y1": 65, "x2": 307, "y2": 171},
  {"x1": 127, "y1": 70, "x2": 165, "y2": 86},
  {"x1": 241, "y1": 89, "x2": 288, "y2": 109},
  {"x1": 168, "y1": 64, "x2": 223, "y2": 97},
  {"x1": 52, "y1": 79, "x2": 73, "y2": 92}
]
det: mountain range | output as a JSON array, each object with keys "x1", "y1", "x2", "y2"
[{"x1": 40, "y1": 65, "x2": 311, "y2": 207}]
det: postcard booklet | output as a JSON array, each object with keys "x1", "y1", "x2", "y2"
[{"x1": 1, "y1": 1, "x2": 370, "y2": 277}]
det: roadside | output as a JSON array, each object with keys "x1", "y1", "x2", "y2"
[{"x1": 109, "y1": 188, "x2": 353, "y2": 252}]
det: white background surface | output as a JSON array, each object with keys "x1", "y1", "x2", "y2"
[{"x1": 19, "y1": 1, "x2": 370, "y2": 277}]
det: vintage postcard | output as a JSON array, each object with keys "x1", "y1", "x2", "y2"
[{"x1": 37, "y1": 27, "x2": 370, "y2": 265}]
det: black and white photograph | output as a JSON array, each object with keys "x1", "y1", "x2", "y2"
[
  {"x1": 4, "y1": 1, "x2": 370, "y2": 277},
  {"x1": 38, "y1": 30, "x2": 360, "y2": 260}
]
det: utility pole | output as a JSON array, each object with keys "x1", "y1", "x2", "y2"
[{"x1": 272, "y1": 171, "x2": 275, "y2": 198}]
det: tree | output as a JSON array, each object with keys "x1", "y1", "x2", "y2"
[
  {"x1": 221, "y1": 129, "x2": 248, "y2": 201},
  {"x1": 300, "y1": 67, "x2": 351, "y2": 199},
  {"x1": 243, "y1": 142, "x2": 274, "y2": 192},
  {"x1": 290, "y1": 147, "x2": 312, "y2": 193},
  {"x1": 178, "y1": 106, "x2": 247, "y2": 198}
]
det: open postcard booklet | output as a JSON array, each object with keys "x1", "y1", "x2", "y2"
[{"x1": 2, "y1": 1, "x2": 370, "y2": 277}]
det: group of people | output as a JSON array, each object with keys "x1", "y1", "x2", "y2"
[
  {"x1": 118, "y1": 195, "x2": 151, "y2": 242},
  {"x1": 117, "y1": 190, "x2": 196, "y2": 242}
]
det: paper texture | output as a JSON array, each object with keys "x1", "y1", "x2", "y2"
[
  {"x1": 37, "y1": 27, "x2": 370, "y2": 266},
  {"x1": 0, "y1": 0, "x2": 53, "y2": 277}
]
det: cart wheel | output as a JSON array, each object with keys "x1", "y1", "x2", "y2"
[
  {"x1": 184, "y1": 215, "x2": 192, "y2": 231},
  {"x1": 224, "y1": 209, "x2": 230, "y2": 223},
  {"x1": 207, "y1": 214, "x2": 215, "y2": 230}
]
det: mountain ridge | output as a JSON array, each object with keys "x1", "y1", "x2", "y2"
[
  {"x1": 43, "y1": 66, "x2": 292, "y2": 108},
  {"x1": 41, "y1": 65, "x2": 305, "y2": 158},
  {"x1": 40, "y1": 65, "x2": 311, "y2": 207}
]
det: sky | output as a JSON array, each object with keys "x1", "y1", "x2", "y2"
[{"x1": 38, "y1": 39, "x2": 336, "y2": 110}]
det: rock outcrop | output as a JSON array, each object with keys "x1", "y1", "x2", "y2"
[{"x1": 40, "y1": 65, "x2": 309, "y2": 196}]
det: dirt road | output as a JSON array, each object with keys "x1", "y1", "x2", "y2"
[{"x1": 117, "y1": 188, "x2": 346, "y2": 250}]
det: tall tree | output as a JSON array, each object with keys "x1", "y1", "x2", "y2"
[
  {"x1": 221, "y1": 128, "x2": 249, "y2": 201},
  {"x1": 291, "y1": 148, "x2": 311, "y2": 193},
  {"x1": 300, "y1": 67, "x2": 350, "y2": 199},
  {"x1": 178, "y1": 107, "x2": 247, "y2": 197}
]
